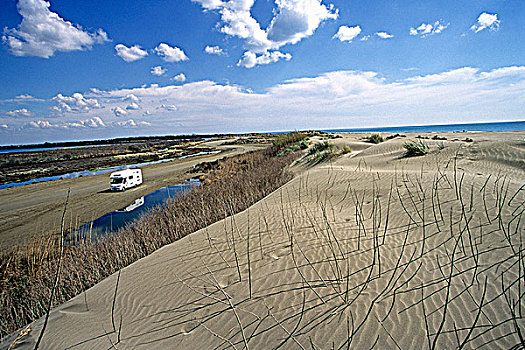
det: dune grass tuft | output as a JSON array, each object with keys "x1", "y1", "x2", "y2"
[
  {"x1": 365, "y1": 134, "x2": 384, "y2": 144},
  {"x1": 403, "y1": 140, "x2": 428, "y2": 157}
]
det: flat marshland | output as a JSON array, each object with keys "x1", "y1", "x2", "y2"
[{"x1": 1, "y1": 131, "x2": 524, "y2": 349}]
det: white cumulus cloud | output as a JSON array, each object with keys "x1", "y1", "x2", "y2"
[
  {"x1": 471, "y1": 12, "x2": 500, "y2": 33},
  {"x1": 205, "y1": 45, "x2": 225, "y2": 55},
  {"x1": 84, "y1": 117, "x2": 106, "y2": 127},
  {"x1": 28, "y1": 120, "x2": 61, "y2": 128},
  {"x1": 333, "y1": 25, "x2": 362, "y2": 42},
  {"x1": 193, "y1": 0, "x2": 337, "y2": 65},
  {"x1": 154, "y1": 43, "x2": 188, "y2": 62},
  {"x1": 172, "y1": 73, "x2": 186, "y2": 82},
  {"x1": 52, "y1": 93, "x2": 101, "y2": 113},
  {"x1": 266, "y1": 0, "x2": 338, "y2": 48},
  {"x1": 115, "y1": 119, "x2": 151, "y2": 127},
  {"x1": 15, "y1": 94, "x2": 37, "y2": 100},
  {"x1": 123, "y1": 94, "x2": 140, "y2": 103},
  {"x1": 66, "y1": 117, "x2": 106, "y2": 128},
  {"x1": 160, "y1": 104, "x2": 177, "y2": 112},
  {"x1": 410, "y1": 21, "x2": 449, "y2": 36},
  {"x1": 126, "y1": 102, "x2": 140, "y2": 110},
  {"x1": 5, "y1": 108, "x2": 34, "y2": 117},
  {"x1": 24, "y1": 116, "x2": 149, "y2": 130},
  {"x1": 375, "y1": 31, "x2": 394, "y2": 39},
  {"x1": 112, "y1": 106, "x2": 128, "y2": 117},
  {"x1": 151, "y1": 66, "x2": 167, "y2": 76},
  {"x1": 237, "y1": 50, "x2": 292, "y2": 68},
  {"x1": 2, "y1": 0, "x2": 109, "y2": 58},
  {"x1": 115, "y1": 44, "x2": 148, "y2": 62}
]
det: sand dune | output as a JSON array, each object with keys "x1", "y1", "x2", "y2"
[{"x1": 4, "y1": 131, "x2": 524, "y2": 349}]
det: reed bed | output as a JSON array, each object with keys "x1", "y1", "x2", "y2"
[{"x1": 0, "y1": 145, "x2": 299, "y2": 339}]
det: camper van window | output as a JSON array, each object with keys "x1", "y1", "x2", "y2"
[{"x1": 111, "y1": 178, "x2": 124, "y2": 184}]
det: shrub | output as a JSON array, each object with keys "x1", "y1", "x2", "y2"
[
  {"x1": 385, "y1": 133, "x2": 401, "y2": 140},
  {"x1": 403, "y1": 140, "x2": 428, "y2": 157},
  {"x1": 341, "y1": 146, "x2": 352, "y2": 154},
  {"x1": 432, "y1": 135, "x2": 447, "y2": 141},
  {"x1": 307, "y1": 149, "x2": 336, "y2": 164},
  {"x1": 308, "y1": 141, "x2": 333, "y2": 155},
  {"x1": 298, "y1": 140, "x2": 308, "y2": 150},
  {"x1": 365, "y1": 134, "x2": 384, "y2": 144},
  {"x1": 271, "y1": 132, "x2": 308, "y2": 150},
  {"x1": 304, "y1": 142, "x2": 338, "y2": 164},
  {"x1": 276, "y1": 139, "x2": 309, "y2": 157}
]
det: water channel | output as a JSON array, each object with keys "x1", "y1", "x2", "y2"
[{"x1": 74, "y1": 180, "x2": 199, "y2": 241}]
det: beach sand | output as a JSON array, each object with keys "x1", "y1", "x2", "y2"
[{"x1": 4, "y1": 131, "x2": 524, "y2": 349}]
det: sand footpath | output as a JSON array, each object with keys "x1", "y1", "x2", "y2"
[{"x1": 3, "y1": 131, "x2": 524, "y2": 349}]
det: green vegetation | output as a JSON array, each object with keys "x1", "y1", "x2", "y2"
[
  {"x1": 403, "y1": 140, "x2": 428, "y2": 157},
  {"x1": 303, "y1": 142, "x2": 336, "y2": 164},
  {"x1": 386, "y1": 133, "x2": 401, "y2": 140},
  {"x1": 365, "y1": 133, "x2": 384, "y2": 144},
  {"x1": 271, "y1": 132, "x2": 308, "y2": 149},
  {"x1": 308, "y1": 141, "x2": 333, "y2": 155},
  {"x1": 341, "y1": 145, "x2": 352, "y2": 154},
  {"x1": 277, "y1": 140, "x2": 308, "y2": 157}
]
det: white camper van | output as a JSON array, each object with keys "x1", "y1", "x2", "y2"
[{"x1": 110, "y1": 169, "x2": 143, "y2": 191}]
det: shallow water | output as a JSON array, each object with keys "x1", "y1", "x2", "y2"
[{"x1": 74, "y1": 180, "x2": 199, "y2": 241}]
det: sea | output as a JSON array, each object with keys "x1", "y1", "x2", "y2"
[{"x1": 322, "y1": 121, "x2": 525, "y2": 134}]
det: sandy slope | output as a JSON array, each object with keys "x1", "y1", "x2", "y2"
[
  {"x1": 0, "y1": 141, "x2": 265, "y2": 248},
  {"x1": 4, "y1": 131, "x2": 524, "y2": 349}
]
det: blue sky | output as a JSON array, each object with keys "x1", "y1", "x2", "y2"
[{"x1": 0, "y1": 0, "x2": 523, "y2": 145}]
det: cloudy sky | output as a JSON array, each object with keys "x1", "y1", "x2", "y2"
[{"x1": 0, "y1": 0, "x2": 523, "y2": 145}]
